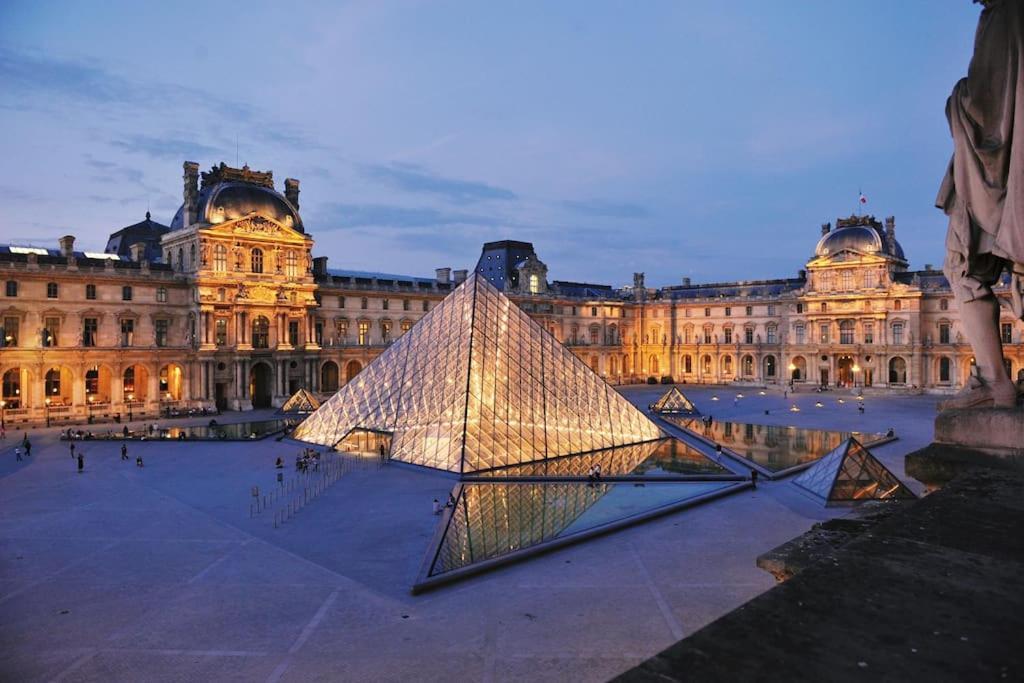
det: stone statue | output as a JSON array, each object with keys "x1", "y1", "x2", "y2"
[{"x1": 937, "y1": 0, "x2": 1024, "y2": 410}]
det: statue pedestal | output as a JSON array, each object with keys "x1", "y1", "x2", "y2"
[{"x1": 905, "y1": 406, "x2": 1024, "y2": 489}]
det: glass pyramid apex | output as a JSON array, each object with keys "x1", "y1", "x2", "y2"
[
  {"x1": 793, "y1": 437, "x2": 915, "y2": 504},
  {"x1": 649, "y1": 387, "x2": 699, "y2": 414},
  {"x1": 293, "y1": 273, "x2": 663, "y2": 473},
  {"x1": 278, "y1": 388, "x2": 322, "y2": 415}
]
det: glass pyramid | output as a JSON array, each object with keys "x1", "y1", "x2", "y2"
[
  {"x1": 278, "y1": 388, "x2": 322, "y2": 415},
  {"x1": 649, "y1": 387, "x2": 699, "y2": 414},
  {"x1": 293, "y1": 274, "x2": 663, "y2": 473},
  {"x1": 793, "y1": 437, "x2": 916, "y2": 504}
]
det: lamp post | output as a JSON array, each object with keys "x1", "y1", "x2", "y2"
[
  {"x1": 852, "y1": 363, "x2": 861, "y2": 388},
  {"x1": 127, "y1": 393, "x2": 134, "y2": 422},
  {"x1": 87, "y1": 395, "x2": 95, "y2": 423},
  {"x1": 44, "y1": 397, "x2": 51, "y2": 428},
  {"x1": 0, "y1": 399, "x2": 5, "y2": 430}
]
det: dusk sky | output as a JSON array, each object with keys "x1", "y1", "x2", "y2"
[{"x1": 0, "y1": 1, "x2": 978, "y2": 287}]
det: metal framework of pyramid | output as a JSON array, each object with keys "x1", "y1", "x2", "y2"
[
  {"x1": 649, "y1": 387, "x2": 699, "y2": 414},
  {"x1": 278, "y1": 388, "x2": 322, "y2": 415},
  {"x1": 793, "y1": 437, "x2": 915, "y2": 504},
  {"x1": 293, "y1": 273, "x2": 663, "y2": 474}
]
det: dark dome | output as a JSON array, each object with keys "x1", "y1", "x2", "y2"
[
  {"x1": 170, "y1": 182, "x2": 303, "y2": 232},
  {"x1": 815, "y1": 224, "x2": 904, "y2": 261}
]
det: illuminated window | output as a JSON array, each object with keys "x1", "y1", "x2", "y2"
[
  {"x1": 213, "y1": 244, "x2": 227, "y2": 272},
  {"x1": 85, "y1": 368, "x2": 99, "y2": 395},
  {"x1": 819, "y1": 324, "x2": 830, "y2": 344},
  {"x1": 285, "y1": 251, "x2": 298, "y2": 278},
  {"x1": 358, "y1": 320, "x2": 370, "y2": 345},
  {"x1": 839, "y1": 320, "x2": 854, "y2": 344},
  {"x1": 251, "y1": 248, "x2": 264, "y2": 274},
  {"x1": 1, "y1": 317, "x2": 17, "y2": 347},
  {"x1": 43, "y1": 317, "x2": 59, "y2": 347},
  {"x1": 1002, "y1": 323, "x2": 1013, "y2": 344},
  {"x1": 529, "y1": 274, "x2": 540, "y2": 294},
  {"x1": 252, "y1": 317, "x2": 270, "y2": 348},
  {"x1": 45, "y1": 368, "x2": 61, "y2": 397},
  {"x1": 215, "y1": 319, "x2": 227, "y2": 346}
]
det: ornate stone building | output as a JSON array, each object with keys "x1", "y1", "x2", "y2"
[{"x1": 1, "y1": 161, "x2": 1021, "y2": 426}]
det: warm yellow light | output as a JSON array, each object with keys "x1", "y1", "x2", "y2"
[
  {"x1": 711, "y1": 395, "x2": 719, "y2": 401},
  {"x1": 788, "y1": 363, "x2": 797, "y2": 371},
  {"x1": 789, "y1": 404, "x2": 800, "y2": 412},
  {"x1": 736, "y1": 393, "x2": 744, "y2": 399},
  {"x1": 852, "y1": 364, "x2": 861, "y2": 373},
  {"x1": 45, "y1": 398, "x2": 51, "y2": 406}
]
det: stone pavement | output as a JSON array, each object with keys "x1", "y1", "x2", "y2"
[{"x1": 0, "y1": 387, "x2": 940, "y2": 682}]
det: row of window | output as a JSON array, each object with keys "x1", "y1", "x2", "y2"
[
  {"x1": 4, "y1": 280, "x2": 160, "y2": 302},
  {"x1": 1, "y1": 365, "x2": 182, "y2": 408},
  {"x1": 336, "y1": 296, "x2": 430, "y2": 313},
  {"x1": 0, "y1": 316, "x2": 171, "y2": 348}
]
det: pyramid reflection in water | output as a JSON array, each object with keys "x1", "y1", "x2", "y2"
[
  {"x1": 277, "y1": 388, "x2": 321, "y2": 416},
  {"x1": 793, "y1": 437, "x2": 916, "y2": 505},
  {"x1": 294, "y1": 274, "x2": 662, "y2": 473}
]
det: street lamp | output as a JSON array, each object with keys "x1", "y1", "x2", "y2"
[
  {"x1": 0, "y1": 399, "x2": 5, "y2": 430},
  {"x1": 45, "y1": 397, "x2": 51, "y2": 428},
  {"x1": 852, "y1": 363, "x2": 861, "y2": 388},
  {"x1": 127, "y1": 392, "x2": 134, "y2": 422},
  {"x1": 88, "y1": 395, "x2": 95, "y2": 423}
]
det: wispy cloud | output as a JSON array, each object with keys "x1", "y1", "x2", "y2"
[
  {"x1": 110, "y1": 135, "x2": 222, "y2": 161},
  {"x1": 361, "y1": 162, "x2": 517, "y2": 204},
  {"x1": 558, "y1": 199, "x2": 649, "y2": 219},
  {"x1": 313, "y1": 202, "x2": 504, "y2": 230}
]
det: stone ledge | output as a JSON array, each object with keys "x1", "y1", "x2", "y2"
[
  {"x1": 614, "y1": 467, "x2": 1024, "y2": 682},
  {"x1": 934, "y1": 405, "x2": 1024, "y2": 455}
]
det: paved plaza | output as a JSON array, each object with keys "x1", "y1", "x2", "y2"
[{"x1": 0, "y1": 386, "x2": 938, "y2": 682}]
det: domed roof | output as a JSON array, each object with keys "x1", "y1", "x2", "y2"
[
  {"x1": 814, "y1": 218, "x2": 905, "y2": 261},
  {"x1": 170, "y1": 175, "x2": 303, "y2": 232}
]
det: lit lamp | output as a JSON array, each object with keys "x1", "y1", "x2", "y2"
[
  {"x1": 815, "y1": 401, "x2": 824, "y2": 408},
  {"x1": 88, "y1": 394, "x2": 94, "y2": 422},
  {"x1": 758, "y1": 390, "x2": 766, "y2": 396},
  {"x1": 127, "y1": 392, "x2": 134, "y2": 422},
  {"x1": 852, "y1": 363, "x2": 861, "y2": 388},
  {"x1": 45, "y1": 397, "x2": 51, "y2": 427},
  {"x1": 736, "y1": 393, "x2": 744, "y2": 399},
  {"x1": 789, "y1": 404, "x2": 800, "y2": 412},
  {"x1": 711, "y1": 395, "x2": 719, "y2": 401},
  {"x1": 0, "y1": 399, "x2": 5, "y2": 429}
]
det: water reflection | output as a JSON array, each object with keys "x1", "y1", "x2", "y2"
[
  {"x1": 429, "y1": 480, "x2": 734, "y2": 576},
  {"x1": 665, "y1": 417, "x2": 884, "y2": 474},
  {"x1": 476, "y1": 438, "x2": 731, "y2": 478}
]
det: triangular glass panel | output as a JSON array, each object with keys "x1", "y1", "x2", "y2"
[
  {"x1": 793, "y1": 437, "x2": 916, "y2": 504},
  {"x1": 277, "y1": 388, "x2": 321, "y2": 415},
  {"x1": 649, "y1": 387, "x2": 699, "y2": 415}
]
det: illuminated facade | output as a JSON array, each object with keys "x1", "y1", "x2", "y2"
[{"x1": 2, "y1": 160, "x2": 1022, "y2": 426}]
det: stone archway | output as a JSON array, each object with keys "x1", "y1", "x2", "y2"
[
  {"x1": 345, "y1": 360, "x2": 363, "y2": 383},
  {"x1": 249, "y1": 362, "x2": 273, "y2": 409},
  {"x1": 320, "y1": 361, "x2": 339, "y2": 393}
]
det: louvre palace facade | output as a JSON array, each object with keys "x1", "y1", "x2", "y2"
[{"x1": 1, "y1": 160, "x2": 1022, "y2": 426}]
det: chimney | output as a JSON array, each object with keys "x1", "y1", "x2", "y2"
[
  {"x1": 924, "y1": 263, "x2": 933, "y2": 271},
  {"x1": 820, "y1": 222, "x2": 831, "y2": 236},
  {"x1": 312, "y1": 256, "x2": 328, "y2": 276},
  {"x1": 681, "y1": 277, "x2": 691, "y2": 286},
  {"x1": 435, "y1": 267, "x2": 451, "y2": 284},
  {"x1": 798, "y1": 269, "x2": 807, "y2": 279},
  {"x1": 183, "y1": 161, "x2": 200, "y2": 227},
  {"x1": 58, "y1": 235, "x2": 75, "y2": 257},
  {"x1": 453, "y1": 269, "x2": 468, "y2": 284},
  {"x1": 129, "y1": 242, "x2": 147, "y2": 262},
  {"x1": 284, "y1": 178, "x2": 300, "y2": 211},
  {"x1": 885, "y1": 215, "x2": 896, "y2": 239}
]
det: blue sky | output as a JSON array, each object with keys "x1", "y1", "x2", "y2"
[{"x1": 0, "y1": 1, "x2": 978, "y2": 286}]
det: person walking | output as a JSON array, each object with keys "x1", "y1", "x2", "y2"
[
  {"x1": 70, "y1": 442, "x2": 76, "y2": 458},
  {"x1": 136, "y1": 455, "x2": 144, "y2": 467},
  {"x1": 23, "y1": 438, "x2": 31, "y2": 457},
  {"x1": 15, "y1": 446, "x2": 22, "y2": 461},
  {"x1": 76, "y1": 453, "x2": 84, "y2": 473},
  {"x1": 121, "y1": 443, "x2": 128, "y2": 461}
]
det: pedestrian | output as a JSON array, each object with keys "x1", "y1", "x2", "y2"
[
  {"x1": 594, "y1": 464, "x2": 602, "y2": 481},
  {"x1": 0, "y1": 424, "x2": 6, "y2": 439},
  {"x1": 432, "y1": 498, "x2": 442, "y2": 515},
  {"x1": 121, "y1": 443, "x2": 128, "y2": 461},
  {"x1": 70, "y1": 442, "x2": 76, "y2": 458},
  {"x1": 136, "y1": 455, "x2": 144, "y2": 467},
  {"x1": 76, "y1": 453, "x2": 84, "y2": 473},
  {"x1": 15, "y1": 446, "x2": 22, "y2": 461},
  {"x1": 379, "y1": 443, "x2": 386, "y2": 463},
  {"x1": 275, "y1": 457, "x2": 284, "y2": 469},
  {"x1": 784, "y1": 390, "x2": 788, "y2": 399},
  {"x1": 751, "y1": 469, "x2": 759, "y2": 489},
  {"x1": 123, "y1": 425, "x2": 129, "y2": 438},
  {"x1": 23, "y1": 438, "x2": 31, "y2": 457}
]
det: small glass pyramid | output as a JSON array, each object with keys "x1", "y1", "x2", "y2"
[
  {"x1": 293, "y1": 274, "x2": 663, "y2": 473},
  {"x1": 793, "y1": 437, "x2": 915, "y2": 504},
  {"x1": 278, "y1": 388, "x2": 322, "y2": 415},
  {"x1": 649, "y1": 387, "x2": 699, "y2": 414}
]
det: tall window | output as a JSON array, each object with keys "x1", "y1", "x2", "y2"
[
  {"x1": 177, "y1": 248, "x2": 183, "y2": 271},
  {"x1": 1, "y1": 317, "x2": 18, "y2": 347},
  {"x1": 213, "y1": 244, "x2": 227, "y2": 272},
  {"x1": 863, "y1": 322, "x2": 874, "y2": 345},
  {"x1": 156, "y1": 287, "x2": 167, "y2": 303},
  {"x1": 360, "y1": 297, "x2": 368, "y2": 310},
  {"x1": 422, "y1": 301, "x2": 429, "y2": 312},
  {"x1": 85, "y1": 368, "x2": 99, "y2": 396},
  {"x1": 767, "y1": 304, "x2": 776, "y2": 316},
  {"x1": 338, "y1": 296, "x2": 346, "y2": 309},
  {"x1": 358, "y1": 320, "x2": 370, "y2": 345},
  {"x1": 892, "y1": 322, "x2": 905, "y2": 345},
  {"x1": 251, "y1": 248, "x2": 264, "y2": 274},
  {"x1": 403, "y1": 299, "x2": 410, "y2": 311},
  {"x1": 939, "y1": 357, "x2": 951, "y2": 383},
  {"x1": 189, "y1": 244, "x2": 196, "y2": 270},
  {"x1": 745, "y1": 305, "x2": 753, "y2": 316},
  {"x1": 47, "y1": 282, "x2": 58, "y2": 299},
  {"x1": 684, "y1": 355, "x2": 692, "y2": 373},
  {"x1": 894, "y1": 299, "x2": 902, "y2": 311},
  {"x1": 744, "y1": 327, "x2": 754, "y2": 344},
  {"x1": 289, "y1": 320, "x2": 299, "y2": 346},
  {"x1": 401, "y1": 320, "x2": 413, "y2": 335},
  {"x1": 122, "y1": 286, "x2": 133, "y2": 301},
  {"x1": 529, "y1": 274, "x2": 540, "y2": 293},
  {"x1": 83, "y1": 318, "x2": 97, "y2": 347},
  {"x1": 863, "y1": 270, "x2": 875, "y2": 288},
  {"x1": 285, "y1": 251, "x2": 298, "y2": 278},
  {"x1": 45, "y1": 368, "x2": 61, "y2": 398},
  {"x1": 939, "y1": 323, "x2": 950, "y2": 344},
  {"x1": 703, "y1": 328, "x2": 712, "y2": 344},
  {"x1": 841, "y1": 270, "x2": 853, "y2": 291},
  {"x1": 1001, "y1": 323, "x2": 1013, "y2": 344},
  {"x1": 120, "y1": 319, "x2": 135, "y2": 347},
  {"x1": 704, "y1": 307, "x2": 711, "y2": 317},
  {"x1": 215, "y1": 318, "x2": 227, "y2": 346},
  {"x1": 383, "y1": 299, "x2": 389, "y2": 310},
  {"x1": 252, "y1": 316, "x2": 270, "y2": 348},
  {"x1": 86, "y1": 283, "x2": 96, "y2": 300},
  {"x1": 123, "y1": 367, "x2": 136, "y2": 395},
  {"x1": 725, "y1": 307, "x2": 732, "y2": 317},
  {"x1": 155, "y1": 319, "x2": 168, "y2": 347},
  {"x1": 940, "y1": 298, "x2": 949, "y2": 311},
  {"x1": 819, "y1": 324, "x2": 830, "y2": 344},
  {"x1": 43, "y1": 317, "x2": 59, "y2": 347},
  {"x1": 724, "y1": 328, "x2": 733, "y2": 344},
  {"x1": 3, "y1": 368, "x2": 21, "y2": 408},
  {"x1": 4, "y1": 281, "x2": 16, "y2": 297},
  {"x1": 381, "y1": 320, "x2": 392, "y2": 343},
  {"x1": 839, "y1": 320, "x2": 854, "y2": 344},
  {"x1": 795, "y1": 325, "x2": 805, "y2": 345}
]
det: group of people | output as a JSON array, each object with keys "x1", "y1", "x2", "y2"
[
  {"x1": 13, "y1": 434, "x2": 31, "y2": 461},
  {"x1": 293, "y1": 448, "x2": 321, "y2": 472},
  {"x1": 586, "y1": 464, "x2": 603, "y2": 483}
]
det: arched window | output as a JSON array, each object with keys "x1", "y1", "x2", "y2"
[
  {"x1": 790, "y1": 355, "x2": 807, "y2": 381},
  {"x1": 189, "y1": 243, "x2": 196, "y2": 270},
  {"x1": 320, "y1": 361, "x2": 339, "y2": 392},
  {"x1": 252, "y1": 316, "x2": 270, "y2": 348},
  {"x1": 892, "y1": 322, "x2": 905, "y2": 345},
  {"x1": 85, "y1": 368, "x2": 99, "y2": 395},
  {"x1": 839, "y1": 320, "x2": 855, "y2": 344},
  {"x1": 683, "y1": 354, "x2": 693, "y2": 374},
  {"x1": 177, "y1": 248, "x2": 184, "y2": 271},
  {"x1": 888, "y1": 357, "x2": 907, "y2": 384},
  {"x1": 609, "y1": 356, "x2": 619, "y2": 375},
  {"x1": 764, "y1": 355, "x2": 777, "y2": 378},
  {"x1": 722, "y1": 355, "x2": 733, "y2": 375},
  {"x1": 2, "y1": 368, "x2": 22, "y2": 408},
  {"x1": 213, "y1": 244, "x2": 227, "y2": 272},
  {"x1": 251, "y1": 248, "x2": 264, "y2": 274},
  {"x1": 285, "y1": 251, "x2": 298, "y2": 278},
  {"x1": 742, "y1": 355, "x2": 754, "y2": 376},
  {"x1": 529, "y1": 274, "x2": 540, "y2": 294},
  {"x1": 649, "y1": 355, "x2": 659, "y2": 374},
  {"x1": 702, "y1": 355, "x2": 712, "y2": 375},
  {"x1": 45, "y1": 368, "x2": 61, "y2": 397}
]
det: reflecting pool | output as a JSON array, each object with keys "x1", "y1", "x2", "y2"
[
  {"x1": 425, "y1": 480, "x2": 737, "y2": 580},
  {"x1": 475, "y1": 438, "x2": 733, "y2": 478},
  {"x1": 664, "y1": 417, "x2": 885, "y2": 475}
]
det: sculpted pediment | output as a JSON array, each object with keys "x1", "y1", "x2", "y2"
[{"x1": 201, "y1": 215, "x2": 309, "y2": 244}]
